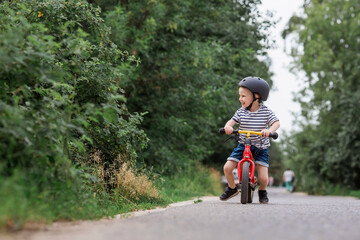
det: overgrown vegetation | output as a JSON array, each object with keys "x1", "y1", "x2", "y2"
[
  {"x1": 159, "y1": 165, "x2": 224, "y2": 203},
  {"x1": 0, "y1": 0, "x2": 277, "y2": 230},
  {"x1": 0, "y1": 0, "x2": 155, "y2": 229},
  {"x1": 283, "y1": 0, "x2": 360, "y2": 194},
  {"x1": 98, "y1": 0, "x2": 274, "y2": 174}
]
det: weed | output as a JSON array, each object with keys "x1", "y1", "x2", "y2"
[{"x1": 87, "y1": 150, "x2": 161, "y2": 203}]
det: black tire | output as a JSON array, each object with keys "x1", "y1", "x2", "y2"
[{"x1": 241, "y1": 162, "x2": 250, "y2": 204}]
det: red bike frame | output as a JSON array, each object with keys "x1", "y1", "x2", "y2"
[
  {"x1": 238, "y1": 145, "x2": 256, "y2": 184},
  {"x1": 236, "y1": 130, "x2": 262, "y2": 188}
]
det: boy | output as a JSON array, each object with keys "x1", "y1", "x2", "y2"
[{"x1": 220, "y1": 76, "x2": 280, "y2": 204}]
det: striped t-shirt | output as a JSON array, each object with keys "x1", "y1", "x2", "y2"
[{"x1": 231, "y1": 105, "x2": 279, "y2": 149}]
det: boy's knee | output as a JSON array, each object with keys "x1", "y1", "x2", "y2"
[
  {"x1": 223, "y1": 165, "x2": 232, "y2": 174},
  {"x1": 224, "y1": 162, "x2": 236, "y2": 174},
  {"x1": 258, "y1": 176, "x2": 268, "y2": 184}
]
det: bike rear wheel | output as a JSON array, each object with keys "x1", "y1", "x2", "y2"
[{"x1": 240, "y1": 162, "x2": 250, "y2": 204}]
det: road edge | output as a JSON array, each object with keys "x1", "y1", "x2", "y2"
[{"x1": 114, "y1": 196, "x2": 218, "y2": 219}]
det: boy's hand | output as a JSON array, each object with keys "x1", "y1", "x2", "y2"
[
  {"x1": 224, "y1": 126, "x2": 234, "y2": 135},
  {"x1": 262, "y1": 121, "x2": 280, "y2": 138},
  {"x1": 261, "y1": 129, "x2": 271, "y2": 138}
]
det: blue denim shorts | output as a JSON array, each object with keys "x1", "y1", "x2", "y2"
[{"x1": 227, "y1": 144, "x2": 269, "y2": 167}]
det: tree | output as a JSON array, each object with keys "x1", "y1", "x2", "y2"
[
  {"x1": 101, "y1": 0, "x2": 275, "y2": 173},
  {"x1": 283, "y1": 0, "x2": 360, "y2": 193}
]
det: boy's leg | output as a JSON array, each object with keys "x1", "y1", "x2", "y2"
[
  {"x1": 257, "y1": 164, "x2": 269, "y2": 204},
  {"x1": 223, "y1": 160, "x2": 238, "y2": 189},
  {"x1": 257, "y1": 164, "x2": 268, "y2": 190},
  {"x1": 219, "y1": 160, "x2": 239, "y2": 201}
]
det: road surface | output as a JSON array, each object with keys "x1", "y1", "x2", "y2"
[{"x1": 5, "y1": 187, "x2": 360, "y2": 240}]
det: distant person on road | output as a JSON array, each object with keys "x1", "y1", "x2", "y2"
[
  {"x1": 219, "y1": 76, "x2": 280, "y2": 204},
  {"x1": 283, "y1": 168, "x2": 295, "y2": 192},
  {"x1": 268, "y1": 176, "x2": 274, "y2": 187}
]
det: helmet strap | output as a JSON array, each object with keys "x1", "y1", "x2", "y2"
[{"x1": 245, "y1": 93, "x2": 260, "y2": 111}]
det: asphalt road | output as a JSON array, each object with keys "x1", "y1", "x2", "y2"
[{"x1": 6, "y1": 187, "x2": 360, "y2": 240}]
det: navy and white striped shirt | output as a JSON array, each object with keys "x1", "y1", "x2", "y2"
[{"x1": 232, "y1": 105, "x2": 279, "y2": 149}]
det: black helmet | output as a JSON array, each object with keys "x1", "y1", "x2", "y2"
[{"x1": 239, "y1": 76, "x2": 270, "y2": 101}]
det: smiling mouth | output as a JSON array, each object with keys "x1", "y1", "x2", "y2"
[{"x1": 242, "y1": 103, "x2": 249, "y2": 108}]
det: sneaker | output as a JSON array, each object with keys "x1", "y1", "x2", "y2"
[
  {"x1": 258, "y1": 190, "x2": 269, "y2": 204},
  {"x1": 219, "y1": 186, "x2": 239, "y2": 201}
]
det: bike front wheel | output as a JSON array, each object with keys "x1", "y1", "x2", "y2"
[{"x1": 240, "y1": 161, "x2": 250, "y2": 204}]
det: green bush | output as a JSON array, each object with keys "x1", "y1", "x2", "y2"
[{"x1": 0, "y1": 0, "x2": 148, "y2": 228}]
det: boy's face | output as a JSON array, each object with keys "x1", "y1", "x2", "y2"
[{"x1": 238, "y1": 87, "x2": 253, "y2": 108}]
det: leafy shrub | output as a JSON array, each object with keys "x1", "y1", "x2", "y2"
[{"x1": 0, "y1": 0, "x2": 148, "y2": 228}]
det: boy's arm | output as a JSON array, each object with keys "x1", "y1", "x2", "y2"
[
  {"x1": 261, "y1": 120, "x2": 280, "y2": 137},
  {"x1": 224, "y1": 119, "x2": 237, "y2": 135},
  {"x1": 269, "y1": 120, "x2": 280, "y2": 132}
]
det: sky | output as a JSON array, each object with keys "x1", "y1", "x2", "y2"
[{"x1": 258, "y1": 0, "x2": 305, "y2": 134}]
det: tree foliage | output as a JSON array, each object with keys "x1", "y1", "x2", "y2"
[
  {"x1": 0, "y1": 0, "x2": 149, "y2": 225},
  {"x1": 98, "y1": 0, "x2": 274, "y2": 173},
  {"x1": 283, "y1": 0, "x2": 360, "y2": 193},
  {"x1": 0, "y1": 0, "x2": 277, "y2": 227}
]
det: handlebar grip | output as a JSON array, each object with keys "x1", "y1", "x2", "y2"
[
  {"x1": 219, "y1": 128, "x2": 238, "y2": 135},
  {"x1": 269, "y1": 132, "x2": 278, "y2": 140},
  {"x1": 219, "y1": 128, "x2": 226, "y2": 135}
]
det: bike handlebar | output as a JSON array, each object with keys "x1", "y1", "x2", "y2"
[{"x1": 219, "y1": 128, "x2": 278, "y2": 140}]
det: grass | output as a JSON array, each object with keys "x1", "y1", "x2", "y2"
[
  {"x1": 0, "y1": 161, "x2": 223, "y2": 231},
  {"x1": 349, "y1": 190, "x2": 360, "y2": 199},
  {"x1": 157, "y1": 165, "x2": 223, "y2": 203},
  {"x1": 311, "y1": 183, "x2": 360, "y2": 199}
]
